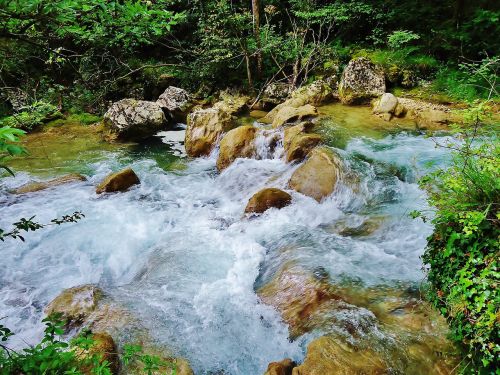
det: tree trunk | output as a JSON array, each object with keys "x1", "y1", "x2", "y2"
[{"x1": 252, "y1": 0, "x2": 262, "y2": 79}]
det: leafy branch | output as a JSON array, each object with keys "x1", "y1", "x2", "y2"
[{"x1": 0, "y1": 212, "x2": 85, "y2": 242}]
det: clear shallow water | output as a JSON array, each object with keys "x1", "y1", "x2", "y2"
[{"x1": 0, "y1": 121, "x2": 455, "y2": 374}]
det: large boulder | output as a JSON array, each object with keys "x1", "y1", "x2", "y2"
[
  {"x1": 185, "y1": 107, "x2": 235, "y2": 157},
  {"x1": 45, "y1": 285, "x2": 103, "y2": 330},
  {"x1": 283, "y1": 123, "x2": 322, "y2": 163},
  {"x1": 103, "y1": 99, "x2": 166, "y2": 140},
  {"x1": 288, "y1": 147, "x2": 341, "y2": 202},
  {"x1": 96, "y1": 168, "x2": 140, "y2": 194},
  {"x1": 264, "y1": 358, "x2": 296, "y2": 375},
  {"x1": 216, "y1": 125, "x2": 257, "y2": 171},
  {"x1": 339, "y1": 58, "x2": 386, "y2": 104},
  {"x1": 156, "y1": 86, "x2": 193, "y2": 123},
  {"x1": 291, "y1": 336, "x2": 388, "y2": 375},
  {"x1": 272, "y1": 105, "x2": 318, "y2": 128},
  {"x1": 13, "y1": 173, "x2": 87, "y2": 194},
  {"x1": 244, "y1": 188, "x2": 292, "y2": 214}
]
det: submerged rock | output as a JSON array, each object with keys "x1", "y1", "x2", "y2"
[
  {"x1": 264, "y1": 358, "x2": 296, "y2": 375},
  {"x1": 103, "y1": 99, "x2": 166, "y2": 140},
  {"x1": 45, "y1": 285, "x2": 102, "y2": 330},
  {"x1": 339, "y1": 58, "x2": 386, "y2": 104},
  {"x1": 96, "y1": 168, "x2": 140, "y2": 194},
  {"x1": 292, "y1": 336, "x2": 389, "y2": 375},
  {"x1": 245, "y1": 188, "x2": 292, "y2": 214},
  {"x1": 13, "y1": 173, "x2": 87, "y2": 194},
  {"x1": 156, "y1": 86, "x2": 193, "y2": 123},
  {"x1": 272, "y1": 104, "x2": 318, "y2": 128},
  {"x1": 216, "y1": 125, "x2": 257, "y2": 171},
  {"x1": 185, "y1": 107, "x2": 235, "y2": 157},
  {"x1": 257, "y1": 265, "x2": 373, "y2": 338},
  {"x1": 288, "y1": 147, "x2": 341, "y2": 202}
]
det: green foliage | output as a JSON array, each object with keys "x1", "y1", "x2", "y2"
[
  {"x1": 0, "y1": 212, "x2": 85, "y2": 242},
  {"x1": 418, "y1": 102, "x2": 500, "y2": 373},
  {"x1": 123, "y1": 344, "x2": 177, "y2": 375},
  {"x1": 432, "y1": 56, "x2": 499, "y2": 102},
  {"x1": 0, "y1": 316, "x2": 177, "y2": 374},
  {"x1": 0, "y1": 125, "x2": 26, "y2": 176},
  {"x1": 0, "y1": 315, "x2": 112, "y2": 374},
  {"x1": 0, "y1": 102, "x2": 62, "y2": 130},
  {"x1": 387, "y1": 30, "x2": 420, "y2": 49}
]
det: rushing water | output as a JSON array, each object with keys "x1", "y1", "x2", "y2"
[{"x1": 0, "y1": 106, "x2": 456, "y2": 374}]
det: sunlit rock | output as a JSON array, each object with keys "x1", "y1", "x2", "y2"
[
  {"x1": 244, "y1": 188, "x2": 292, "y2": 214},
  {"x1": 288, "y1": 147, "x2": 341, "y2": 202},
  {"x1": 264, "y1": 358, "x2": 296, "y2": 375},
  {"x1": 13, "y1": 173, "x2": 87, "y2": 194},
  {"x1": 260, "y1": 80, "x2": 332, "y2": 124},
  {"x1": 216, "y1": 125, "x2": 257, "y2": 171},
  {"x1": 339, "y1": 58, "x2": 386, "y2": 104},
  {"x1": 45, "y1": 285, "x2": 103, "y2": 330},
  {"x1": 185, "y1": 107, "x2": 235, "y2": 157},
  {"x1": 283, "y1": 123, "x2": 322, "y2": 162},
  {"x1": 103, "y1": 99, "x2": 166, "y2": 140},
  {"x1": 272, "y1": 105, "x2": 318, "y2": 128},
  {"x1": 96, "y1": 167, "x2": 140, "y2": 194}
]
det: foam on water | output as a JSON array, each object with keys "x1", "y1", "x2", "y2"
[{"x1": 0, "y1": 130, "x2": 453, "y2": 374}]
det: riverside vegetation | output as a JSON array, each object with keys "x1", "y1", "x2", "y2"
[{"x1": 0, "y1": 1, "x2": 499, "y2": 374}]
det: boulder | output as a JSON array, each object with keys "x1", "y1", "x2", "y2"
[
  {"x1": 216, "y1": 125, "x2": 257, "y2": 171},
  {"x1": 103, "y1": 99, "x2": 166, "y2": 140},
  {"x1": 45, "y1": 285, "x2": 103, "y2": 330},
  {"x1": 397, "y1": 98, "x2": 457, "y2": 130},
  {"x1": 214, "y1": 93, "x2": 250, "y2": 116},
  {"x1": 260, "y1": 81, "x2": 332, "y2": 124},
  {"x1": 291, "y1": 336, "x2": 388, "y2": 375},
  {"x1": 262, "y1": 83, "x2": 294, "y2": 106},
  {"x1": 264, "y1": 358, "x2": 296, "y2": 375},
  {"x1": 290, "y1": 80, "x2": 334, "y2": 107},
  {"x1": 286, "y1": 134, "x2": 322, "y2": 162},
  {"x1": 283, "y1": 125, "x2": 322, "y2": 163},
  {"x1": 288, "y1": 147, "x2": 341, "y2": 202},
  {"x1": 339, "y1": 58, "x2": 386, "y2": 104},
  {"x1": 272, "y1": 105, "x2": 318, "y2": 128},
  {"x1": 373, "y1": 93, "x2": 398, "y2": 114},
  {"x1": 75, "y1": 332, "x2": 119, "y2": 375},
  {"x1": 96, "y1": 168, "x2": 140, "y2": 194},
  {"x1": 244, "y1": 188, "x2": 292, "y2": 214},
  {"x1": 156, "y1": 86, "x2": 193, "y2": 123},
  {"x1": 13, "y1": 173, "x2": 87, "y2": 194},
  {"x1": 185, "y1": 107, "x2": 235, "y2": 157}
]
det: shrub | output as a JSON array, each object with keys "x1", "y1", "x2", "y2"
[
  {"x1": 415, "y1": 102, "x2": 499, "y2": 373},
  {"x1": 0, "y1": 101, "x2": 62, "y2": 131}
]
